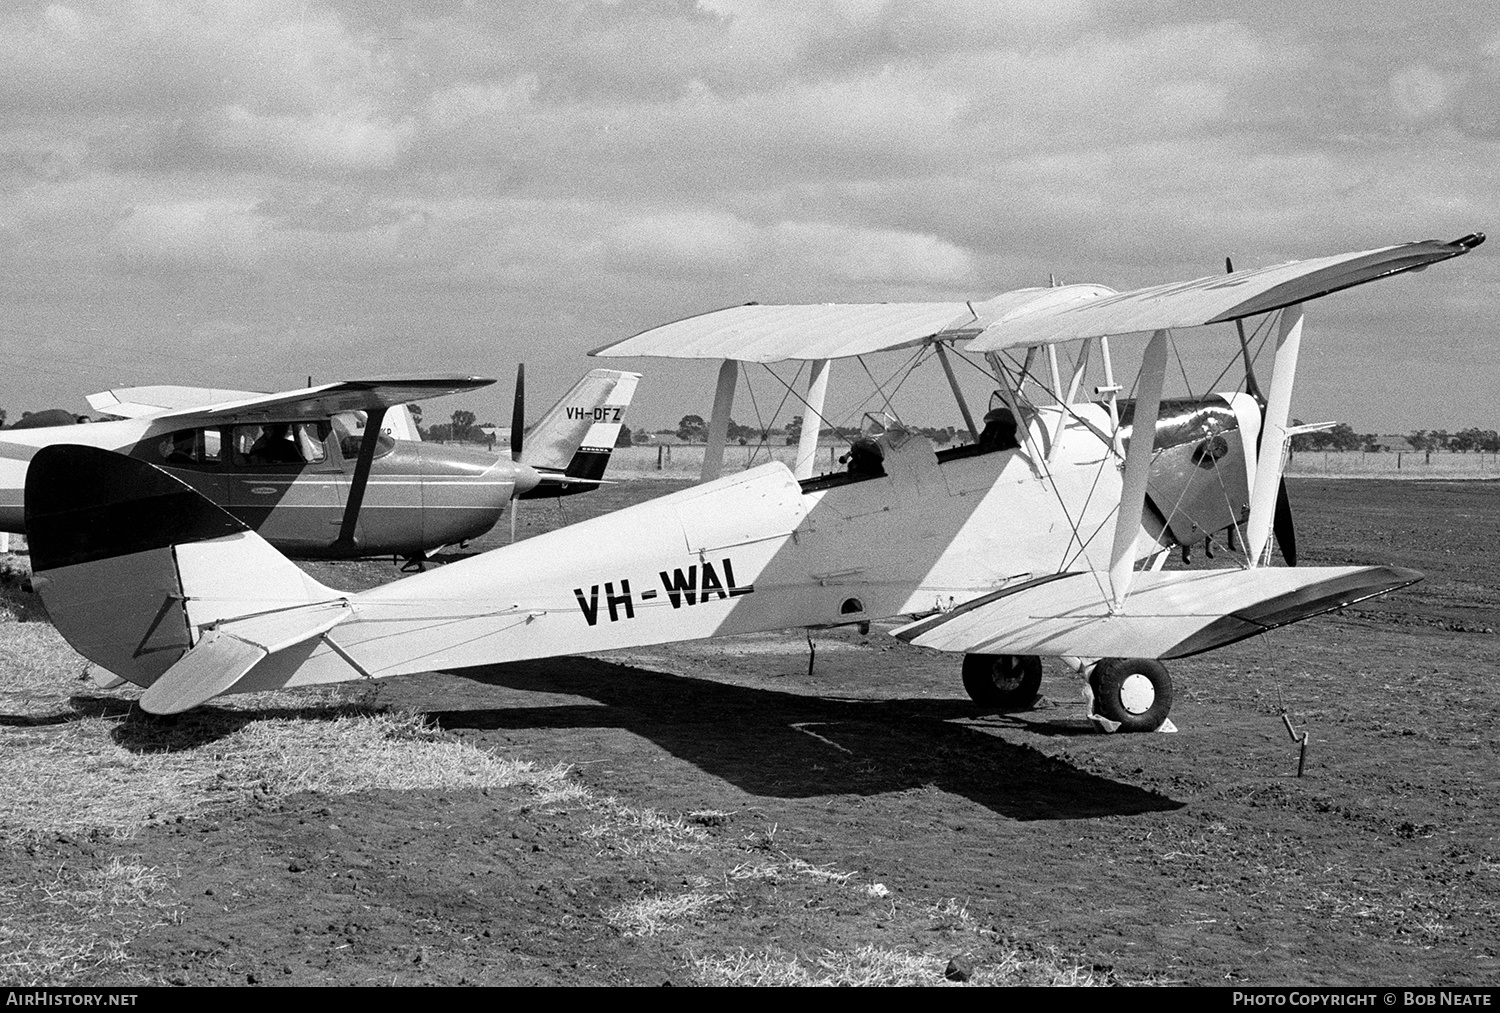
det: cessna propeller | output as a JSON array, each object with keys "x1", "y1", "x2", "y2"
[{"x1": 510, "y1": 363, "x2": 525, "y2": 542}]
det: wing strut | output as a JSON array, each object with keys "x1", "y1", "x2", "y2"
[
  {"x1": 793, "y1": 359, "x2": 832, "y2": 479},
  {"x1": 333, "y1": 406, "x2": 388, "y2": 554},
  {"x1": 985, "y1": 351, "x2": 1048, "y2": 479},
  {"x1": 934, "y1": 341, "x2": 979, "y2": 442},
  {"x1": 1245, "y1": 304, "x2": 1304, "y2": 566},
  {"x1": 1109, "y1": 329, "x2": 1169, "y2": 609},
  {"x1": 701, "y1": 359, "x2": 739, "y2": 482},
  {"x1": 1048, "y1": 339, "x2": 1093, "y2": 463}
]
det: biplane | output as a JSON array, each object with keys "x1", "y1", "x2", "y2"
[
  {"x1": 23, "y1": 233, "x2": 1482, "y2": 729},
  {"x1": 3, "y1": 368, "x2": 639, "y2": 561}
]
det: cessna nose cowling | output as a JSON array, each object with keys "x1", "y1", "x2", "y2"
[{"x1": 414, "y1": 444, "x2": 521, "y2": 548}]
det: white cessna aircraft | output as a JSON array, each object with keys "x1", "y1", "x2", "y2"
[
  {"x1": 3, "y1": 369, "x2": 639, "y2": 561},
  {"x1": 23, "y1": 233, "x2": 1482, "y2": 731}
]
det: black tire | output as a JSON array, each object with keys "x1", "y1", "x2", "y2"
[
  {"x1": 961, "y1": 654, "x2": 1042, "y2": 710},
  {"x1": 1090, "y1": 658, "x2": 1173, "y2": 732}
]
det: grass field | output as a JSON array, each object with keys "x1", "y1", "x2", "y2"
[
  {"x1": 0, "y1": 476, "x2": 1496, "y2": 985},
  {"x1": 596, "y1": 443, "x2": 1500, "y2": 481}
]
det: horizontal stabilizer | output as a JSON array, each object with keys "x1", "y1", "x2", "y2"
[
  {"x1": 894, "y1": 566, "x2": 1422, "y2": 659},
  {"x1": 138, "y1": 601, "x2": 352, "y2": 714},
  {"x1": 140, "y1": 630, "x2": 267, "y2": 715}
]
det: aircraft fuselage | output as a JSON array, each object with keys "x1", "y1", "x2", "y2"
[
  {"x1": 231, "y1": 406, "x2": 1145, "y2": 691},
  {"x1": 0, "y1": 416, "x2": 518, "y2": 558}
]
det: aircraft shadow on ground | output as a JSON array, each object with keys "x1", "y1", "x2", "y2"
[
  {"x1": 37, "y1": 694, "x2": 390, "y2": 753},
  {"x1": 433, "y1": 657, "x2": 1184, "y2": 822}
]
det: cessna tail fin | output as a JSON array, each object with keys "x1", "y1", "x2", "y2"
[
  {"x1": 519, "y1": 369, "x2": 640, "y2": 494},
  {"x1": 26, "y1": 446, "x2": 347, "y2": 711}
]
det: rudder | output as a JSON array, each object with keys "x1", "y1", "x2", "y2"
[{"x1": 519, "y1": 369, "x2": 639, "y2": 482}]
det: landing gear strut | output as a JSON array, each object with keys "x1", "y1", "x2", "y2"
[
  {"x1": 1088, "y1": 658, "x2": 1174, "y2": 733},
  {"x1": 961, "y1": 653, "x2": 1042, "y2": 710}
]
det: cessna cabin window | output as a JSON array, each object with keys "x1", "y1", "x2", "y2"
[
  {"x1": 332, "y1": 412, "x2": 395, "y2": 461},
  {"x1": 156, "y1": 428, "x2": 224, "y2": 467},
  {"x1": 230, "y1": 422, "x2": 329, "y2": 467}
]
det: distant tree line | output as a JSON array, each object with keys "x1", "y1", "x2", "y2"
[
  {"x1": 0, "y1": 399, "x2": 1493, "y2": 456},
  {"x1": 1290, "y1": 422, "x2": 1500, "y2": 454},
  {"x1": 665, "y1": 414, "x2": 959, "y2": 447}
]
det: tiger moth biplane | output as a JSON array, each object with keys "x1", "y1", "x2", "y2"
[{"x1": 23, "y1": 233, "x2": 1482, "y2": 727}]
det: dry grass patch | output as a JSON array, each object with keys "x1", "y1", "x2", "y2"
[
  {"x1": 0, "y1": 601, "x2": 580, "y2": 839},
  {"x1": 693, "y1": 944, "x2": 1111, "y2": 987},
  {"x1": 0, "y1": 857, "x2": 178, "y2": 986},
  {"x1": 605, "y1": 890, "x2": 729, "y2": 937},
  {"x1": 727, "y1": 857, "x2": 857, "y2": 886},
  {"x1": 0, "y1": 684, "x2": 576, "y2": 839},
  {"x1": 581, "y1": 802, "x2": 712, "y2": 856}
]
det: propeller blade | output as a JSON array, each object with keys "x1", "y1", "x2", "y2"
[
  {"x1": 510, "y1": 497, "x2": 518, "y2": 543},
  {"x1": 1273, "y1": 476, "x2": 1297, "y2": 567},
  {"x1": 511, "y1": 363, "x2": 525, "y2": 462},
  {"x1": 1226, "y1": 256, "x2": 1264, "y2": 403}
]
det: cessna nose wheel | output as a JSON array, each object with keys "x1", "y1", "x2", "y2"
[
  {"x1": 961, "y1": 653, "x2": 1043, "y2": 710},
  {"x1": 1089, "y1": 658, "x2": 1174, "y2": 732}
]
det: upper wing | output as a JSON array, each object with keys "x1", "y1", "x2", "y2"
[
  {"x1": 967, "y1": 234, "x2": 1482, "y2": 351},
  {"x1": 892, "y1": 566, "x2": 1421, "y2": 660},
  {"x1": 138, "y1": 376, "x2": 495, "y2": 426},
  {"x1": 590, "y1": 235, "x2": 1481, "y2": 362},
  {"x1": 87, "y1": 385, "x2": 264, "y2": 419},
  {"x1": 591, "y1": 302, "x2": 978, "y2": 362}
]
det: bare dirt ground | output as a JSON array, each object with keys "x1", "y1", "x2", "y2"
[{"x1": 0, "y1": 477, "x2": 1496, "y2": 986}]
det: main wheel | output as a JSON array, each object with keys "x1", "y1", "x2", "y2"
[
  {"x1": 961, "y1": 654, "x2": 1042, "y2": 710},
  {"x1": 1089, "y1": 658, "x2": 1173, "y2": 732}
]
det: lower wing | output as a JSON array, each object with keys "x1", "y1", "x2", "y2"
[{"x1": 893, "y1": 566, "x2": 1420, "y2": 659}]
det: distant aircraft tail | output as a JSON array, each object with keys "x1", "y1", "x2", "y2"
[
  {"x1": 383, "y1": 403, "x2": 422, "y2": 442},
  {"x1": 26, "y1": 445, "x2": 349, "y2": 713},
  {"x1": 519, "y1": 369, "x2": 640, "y2": 497}
]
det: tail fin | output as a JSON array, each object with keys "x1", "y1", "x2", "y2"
[
  {"x1": 27, "y1": 446, "x2": 346, "y2": 710},
  {"x1": 518, "y1": 369, "x2": 639, "y2": 490},
  {"x1": 382, "y1": 403, "x2": 422, "y2": 442}
]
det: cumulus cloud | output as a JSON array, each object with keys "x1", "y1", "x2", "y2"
[
  {"x1": 1389, "y1": 63, "x2": 1451, "y2": 122},
  {"x1": 427, "y1": 76, "x2": 540, "y2": 131},
  {"x1": 191, "y1": 105, "x2": 415, "y2": 173},
  {"x1": 106, "y1": 199, "x2": 268, "y2": 273},
  {"x1": 0, "y1": 0, "x2": 1493, "y2": 429},
  {"x1": 767, "y1": 221, "x2": 972, "y2": 284},
  {"x1": 603, "y1": 209, "x2": 972, "y2": 285},
  {"x1": 606, "y1": 210, "x2": 763, "y2": 270}
]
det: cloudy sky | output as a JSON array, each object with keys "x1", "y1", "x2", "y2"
[{"x1": 1, "y1": 0, "x2": 1494, "y2": 434}]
